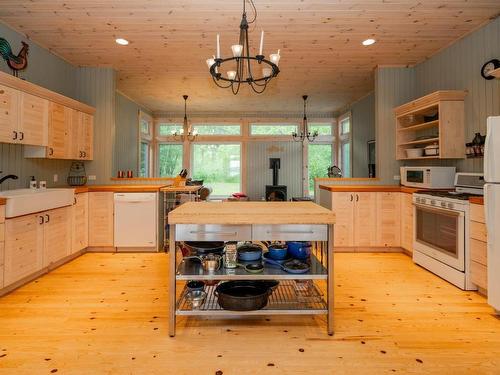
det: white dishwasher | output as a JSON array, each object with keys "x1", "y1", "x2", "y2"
[{"x1": 114, "y1": 192, "x2": 158, "y2": 251}]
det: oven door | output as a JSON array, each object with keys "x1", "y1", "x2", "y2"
[{"x1": 413, "y1": 203, "x2": 465, "y2": 271}]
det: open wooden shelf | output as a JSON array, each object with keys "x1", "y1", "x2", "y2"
[
  {"x1": 394, "y1": 91, "x2": 466, "y2": 161},
  {"x1": 398, "y1": 137, "x2": 439, "y2": 146},
  {"x1": 397, "y1": 120, "x2": 439, "y2": 132}
]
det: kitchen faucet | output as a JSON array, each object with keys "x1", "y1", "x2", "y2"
[{"x1": 0, "y1": 171, "x2": 19, "y2": 185}]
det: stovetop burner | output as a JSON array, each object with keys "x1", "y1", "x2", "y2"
[{"x1": 415, "y1": 190, "x2": 481, "y2": 201}]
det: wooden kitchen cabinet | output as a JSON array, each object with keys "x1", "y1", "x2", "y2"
[
  {"x1": 89, "y1": 192, "x2": 114, "y2": 247},
  {"x1": 376, "y1": 192, "x2": 401, "y2": 247},
  {"x1": 71, "y1": 111, "x2": 93, "y2": 160},
  {"x1": 47, "y1": 102, "x2": 72, "y2": 159},
  {"x1": 4, "y1": 213, "x2": 44, "y2": 286},
  {"x1": 330, "y1": 192, "x2": 355, "y2": 246},
  {"x1": 0, "y1": 206, "x2": 5, "y2": 289},
  {"x1": 0, "y1": 84, "x2": 19, "y2": 143},
  {"x1": 354, "y1": 193, "x2": 378, "y2": 246},
  {"x1": 19, "y1": 92, "x2": 49, "y2": 146},
  {"x1": 43, "y1": 206, "x2": 72, "y2": 267},
  {"x1": 400, "y1": 193, "x2": 414, "y2": 252},
  {"x1": 469, "y1": 203, "x2": 488, "y2": 291},
  {"x1": 72, "y1": 192, "x2": 89, "y2": 253}
]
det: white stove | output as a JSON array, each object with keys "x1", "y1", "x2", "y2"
[{"x1": 412, "y1": 173, "x2": 484, "y2": 290}]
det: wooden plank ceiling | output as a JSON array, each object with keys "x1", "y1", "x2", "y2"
[{"x1": 0, "y1": 1, "x2": 499, "y2": 113}]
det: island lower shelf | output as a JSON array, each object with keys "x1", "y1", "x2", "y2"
[{"x1": 176, "y1": 280, "x2": 327, "y2": 316}]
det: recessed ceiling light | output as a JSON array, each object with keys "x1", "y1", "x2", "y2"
[
  {"x1": 115, "y1": 38, "x2": 129, "y2": 46},
  {"x1": 362, "y1": 38, "x2": 376, "y2": 46}
]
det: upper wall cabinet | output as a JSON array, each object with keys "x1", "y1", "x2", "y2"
[
  {"x1": 0, "y1": 71, "x2": 95, "y2": 160},
  {"x1": 394, "y1": 90, "x2": 466, "y2": 160}
]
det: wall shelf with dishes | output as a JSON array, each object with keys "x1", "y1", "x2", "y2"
[{"x1": 394, "y1": 90, "x2": 467, "y2": 160}]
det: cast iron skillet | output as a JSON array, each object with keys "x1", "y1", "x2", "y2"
[
  {"x1": 184, "y1": 241, "x2": 225, "y2": 256},
  {"x1": 215, "y1": 280, "x2": 278, "y2": 311}
]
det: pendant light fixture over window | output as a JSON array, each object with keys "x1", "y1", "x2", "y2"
[
  {"x1": 292, "y1": 95, "x2": 318, "y2": 142},
  {"x1": 172, "y1": 95, "x2": 198, "y2": 141},
  {"x1": 206, "y1": 0, "x2": 281, "y2": 94}
]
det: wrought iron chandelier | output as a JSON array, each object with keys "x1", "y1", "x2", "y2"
[
  {"x1": 206, "y1": 0, "x2": 281, "y2": 94},
  {"x1": 172, "y1": 95, "x2": 198, "y2": 141},
  {"x1": 292, "y1": 95, "x2": 318, "y2": 142}
]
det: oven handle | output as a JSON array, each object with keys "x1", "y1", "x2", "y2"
[{"x1": 412, "y1": 203, "x2": 463, "y2": 217}]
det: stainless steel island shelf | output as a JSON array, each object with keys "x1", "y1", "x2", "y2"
[
  {"x1": 176, "y1": 280, "x2": 327, "y2": 316},
  {"x1": 175, "y1": 253, "x2": 327, "y2": 281},
  {"x1": 167, "y1": 202, "x2": 335, "y2": 337}
]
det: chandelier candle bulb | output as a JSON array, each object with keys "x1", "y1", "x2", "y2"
[
  {"x1": 259, "y1": 30, "x2": 264, "y2": 55},
  {"x1": 206, "y1": 57, "x2": 215, "y2": 69},
  {"x1": 216, "y1": 34, "x2": 220, "y2": 58},
  {"x1": 227, "y1": 70, "x2": 237, "y2": 80},
  {"x1": 262, "y1": 67, "x2": 272, "y2": 78},
  {"x1": 231, "y1": 44, "x2": 243, "y2": 57}
]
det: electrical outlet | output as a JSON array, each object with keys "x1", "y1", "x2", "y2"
[
  {"x1": 53, "y1": 174, "x2": 58, "y2": 183},
  {"x1": 394, "y1": 175, "x2": 401, "y2": 181},
  {"x1": 88, "y1": 175, "x2": 96, "y2": 181}
]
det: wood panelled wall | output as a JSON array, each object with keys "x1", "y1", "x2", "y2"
[
  {"x1": 75, "y1": 68, "x2": 116, "y2": 184},
  {"x1": 351, "y1": 92, "x2": 375, "y2": 178}
]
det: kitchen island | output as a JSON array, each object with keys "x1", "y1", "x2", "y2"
[{"x1": 167, "y1": 201, "x2": 336, "y2": 336}]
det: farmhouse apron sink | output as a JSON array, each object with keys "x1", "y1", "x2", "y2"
[{"x1": 0, "y1": 188, "x2": 75, "y2": 218}]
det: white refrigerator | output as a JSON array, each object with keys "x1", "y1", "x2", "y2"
[{"x1": 484, "y1": 116, "x2": 500, "y2": 312}]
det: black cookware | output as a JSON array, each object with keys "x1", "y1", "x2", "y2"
[
  {"x1": 215, "y1": 280, "x2": 275, "y2": 311},
  {"x1": 183, "y1": 241, "x2": 225, "y2": 256}
]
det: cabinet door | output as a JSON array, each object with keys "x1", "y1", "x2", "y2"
[
  {"x1": 0, "y1": 84, "x2": 19, "y2": 143},
  {"x1": 69, "y1": 108, "x2": 82, "y2": 159},
  {"x1": 0, "y1": 242, "x2": 4, "y2": 289},
  {"x1": 354, "y1": 192, "x2": 378, "y2": 246},
  {"x1": 47, "y1": 102, "x2": 71, "y2": 159},
  {"x1": 72, "y1": 193, "x2": 89, "y2": 253},
  {"x1": 19, "y1": 92, "x2": 48, "y2": 146},
  {"x1": 81, "y1": 112, "x2": 93, "y2": 160},
  {"x1": 400, "y1": 193, "x2": 414, "y2": 252},
  {"x1": 376, "y1": 192, "x2": 401, "y2": 247},
  {"x1": 4, "y1": 214, "x2": 44, "y2": 286},
  {"x1": 331, "y1": 192, "x2": 355, "y2": 247},
  {"x1": 43, "y1": 206, "x2": 72, "y2": 266},
  {"x1": 89, "y1": 192, "x2": 114, "y2": 247}
]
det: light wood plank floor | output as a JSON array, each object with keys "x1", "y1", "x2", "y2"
[{"x1": 0, "y1": 253, "x2": 499, "y2": 374}]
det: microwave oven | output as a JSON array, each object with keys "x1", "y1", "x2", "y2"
[{"x1": 400, "y1": 166, "x2": 456, "y2": 189}]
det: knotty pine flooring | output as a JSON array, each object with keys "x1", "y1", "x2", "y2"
[{"x1": 0, "y1": 252, "x2": 499, "y2": 374}]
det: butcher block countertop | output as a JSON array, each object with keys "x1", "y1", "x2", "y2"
[
  {"x1": 470, "y1": 196, "x2": 484, "y2": 205},
  {"x1": 71, "y1": 185, "x2": 167, "y2": 193},
  {"x1": 168, "y1": 201, "x2": 336, "y2": 225},
  {"x1": 319, "y1": 185, "x2": 441, "y2": 194}
]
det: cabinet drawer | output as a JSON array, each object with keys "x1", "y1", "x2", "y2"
[
  {"x1": 470, "y1": 204, "x2": 485, "y2": 224},
  {"x1": 175, "y1": 224, "x2": 252, "y2": 241},
  {"x1": 470, "y1": 238, "x2": 487, "y2": 266},
  {"x1": 470, "y1": 221, "x2": 487, "y2": 242},
  {"x1": 252, "y1": 224, "x2": 328, "y2": 241},
  {"x1": 470, "y1": 261, "x2": 487, "y2": 290},
  {"x1": 0, "y1": 223, "x2": 4, "y2": 242}
]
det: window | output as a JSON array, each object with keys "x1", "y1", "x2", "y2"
[
  {"x1": 192, "y1": 124, "x2": 241, "y2": 135},
  {"x1": 192, "y1": 144, "x2": 241, "y2": 196},
  {"x1": 338, "y1": 114, "x2": 351, "y2": 177},
  {"x1": 158, "y1": 144, "x2": 183, "y2": 177},
  {"x1": 250, "y1": 123, "x2": 298, "y2": 136},
  {"x1": 139, "y1": 111, "x2": 153, "y2": 177},
  {"x1": 157, "y1": 123, "x2": 183, "y2": 137},
  {"x1": 308, "y1": 144, "x2": 333, "y2": 194},
  {"x1": 309, "y1": 123, "x2": 333, "y2": 136},
  {"x1": 140, "y1": 142, "x2": 150, "y2": 177}
]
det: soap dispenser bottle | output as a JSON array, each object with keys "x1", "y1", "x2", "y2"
[{"x1": 29, "y1": 176, "x2": 37, "y2": 190}]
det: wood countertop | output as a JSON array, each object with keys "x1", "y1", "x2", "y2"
[
  {"x1": 319, "y1": 185, "x2": 445, "y2": 194},
  {"x1": 0, "y1": 197, "x2": 6, "y2": 206},
  {"x1": 168, "y1": 201, "x2": 336, "y2": 225},
  {"x1": 160, "y1": 185, "x2": 202, "y2": 193},
  {"x1": 470, "y1": 196, "x2": 484, "y2": 205},
  {"x1": 61, "y1": 185, "x2": 168, "y2": 193}
]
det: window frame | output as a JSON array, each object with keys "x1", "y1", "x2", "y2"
[
  {"x1": 138, "y1": 111, "x2": 153, "y2": 177},
  {"x1": 337, "y1": 112, "x2": 352, "y2": 178},
  {"x1": 249, "y1": 122, "x2": 300, "y2": 138},
  {"x1": 191, "y1": 122, "x2": 242, "y2": 136}
]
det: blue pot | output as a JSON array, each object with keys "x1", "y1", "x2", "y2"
[
  {"x1": 237, "y1": 243, "x2": 263, "y2": 261},
  {"x1": 267, "y1": 244, "x2": 288, "y2": 260},
  {"x1": 286, "y1": 241, "x2": 312, "y2": 260}
]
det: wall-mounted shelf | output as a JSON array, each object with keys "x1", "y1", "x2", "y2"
[{"x1": 394, "y1": 90, "x2": 466, "y2": 160}]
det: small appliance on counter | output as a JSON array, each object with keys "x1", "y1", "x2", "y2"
[
  {"x1": 400, "y1": 166, "x2": 456, "y2": 189},
  {"x1": 484, "y1": 116, "x2": 500, "y2": 313},
  {"x1": 412, "y1": 172, "x2": 485, "y2": 290}
]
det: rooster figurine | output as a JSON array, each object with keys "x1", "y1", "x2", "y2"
[{"x1": 0, "y1": 38, "x2": 29, "y2": 77}]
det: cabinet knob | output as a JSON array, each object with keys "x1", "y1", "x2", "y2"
[
  {"x1": 49, "y1": 147, "x2": 54, "y2": 156},
  {"x1": 350, "y1": 194, "x2": 353, "y2": 202},
  {"x1": 356, "y1": 194, "x2": 359, "y2": 202},
  {"x1": 39, "y1": 216, "x2": 44, "y2": 225},
  {"x1": 12, "y1": 130, "x2": 17, "y2": 140},
  {"x1": 45, "y1": 214, "x2": 50, "y2": 223},
  {"x1": 83, "y1": 151, "x2": 86, "y2": 158},
  {"x1": 19, "y1": 131, "x2": 24, "y2": 141}
]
